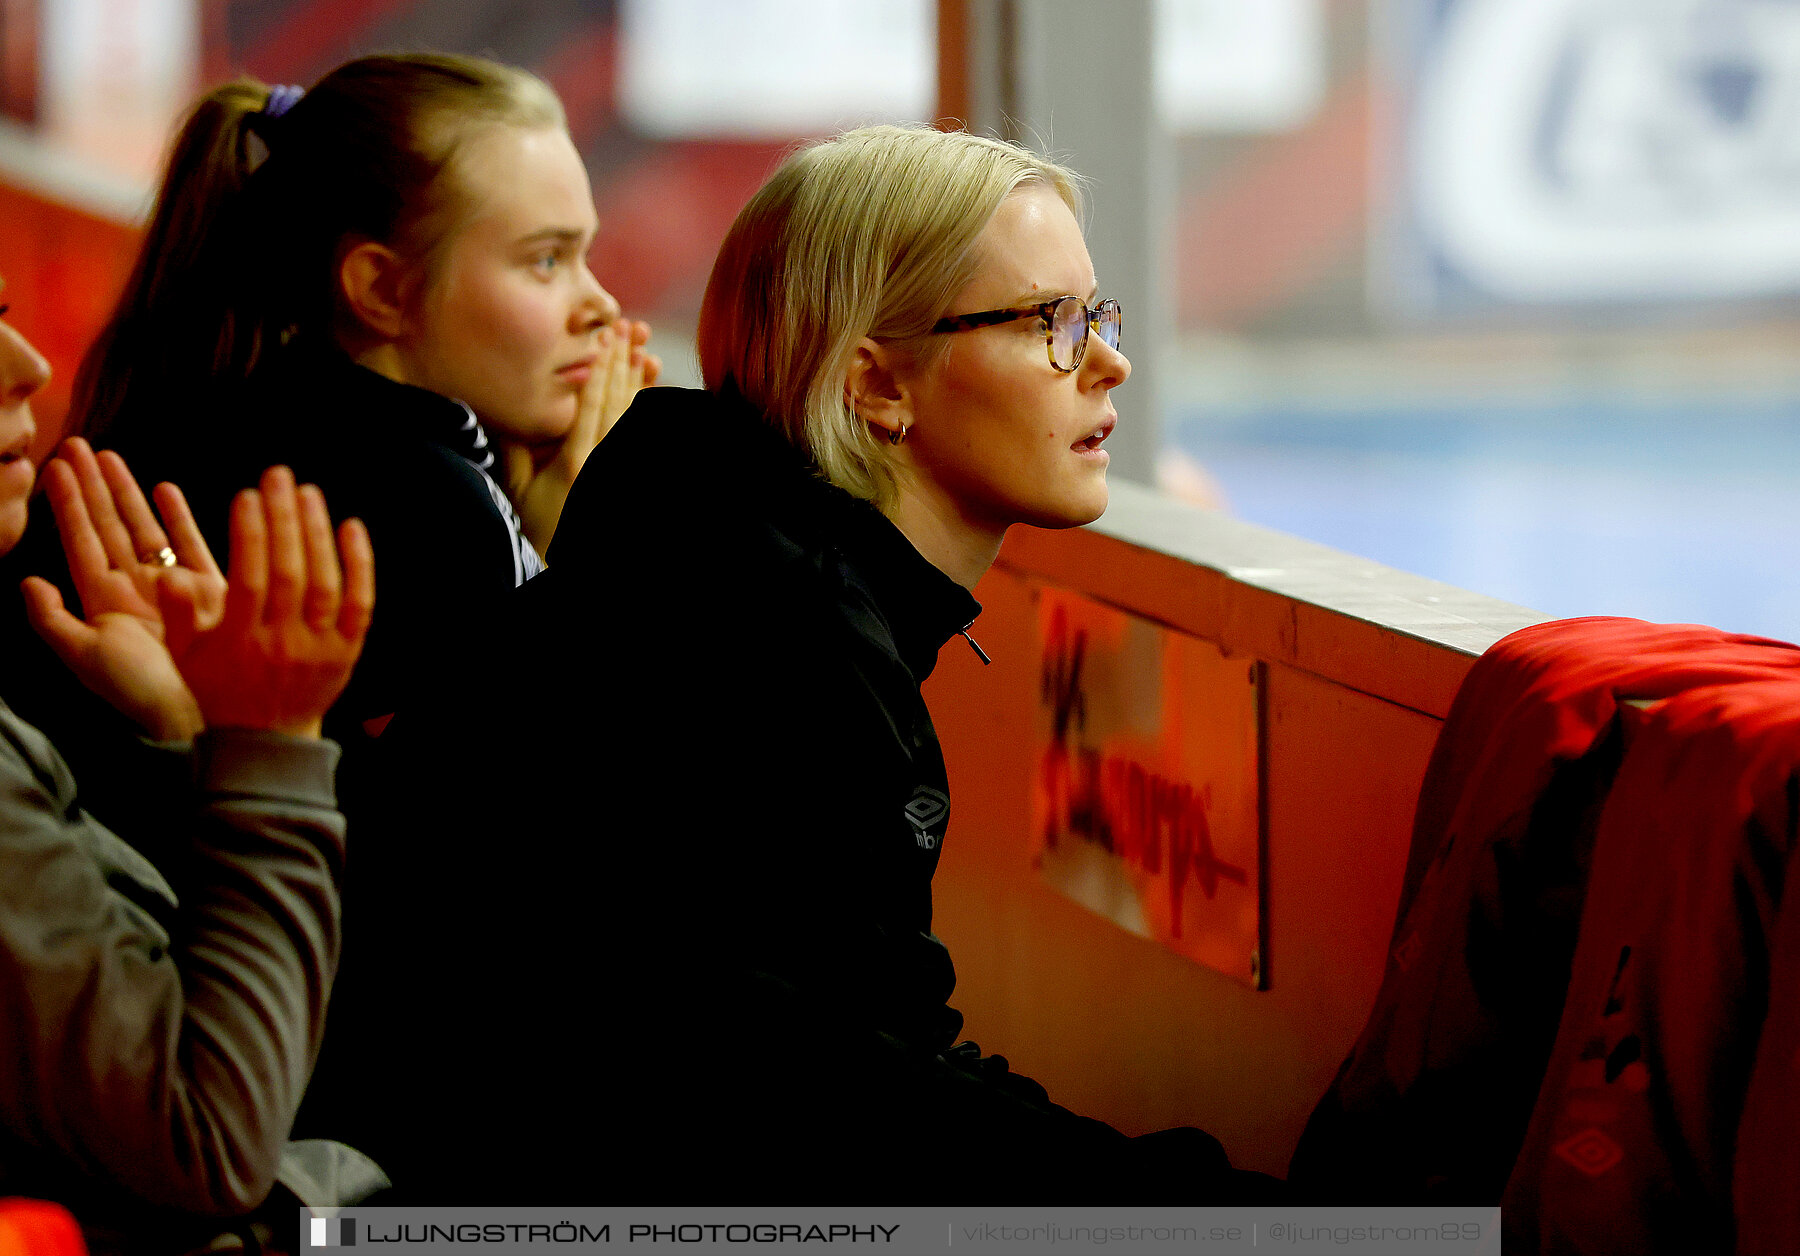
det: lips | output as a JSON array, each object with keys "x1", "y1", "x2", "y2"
[
  {"x1": 1073, "y1": 414, "x2": 1116, "y2": 453},
  {"x1": 0, "y1": 421, "x2": 34, "y2": 470}
]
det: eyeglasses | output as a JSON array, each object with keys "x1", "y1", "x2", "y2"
[{"x1": 931, "y1": 295, "x2": 1123, "y2": 373}]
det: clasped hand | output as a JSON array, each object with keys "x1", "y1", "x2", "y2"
[
  {"x1": 504, "y1": 316, "x2": 661, "y2": 557},
  {"x1": 22, "y1": 439, "x2": 375, "y2": 741}
]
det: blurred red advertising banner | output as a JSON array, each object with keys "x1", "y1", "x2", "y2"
[{"x1": 1032, "y1": 584, "x2": 1266, "y2": 989}]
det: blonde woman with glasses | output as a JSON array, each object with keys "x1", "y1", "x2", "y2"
[{"x1": 376, "y1": 124, "x2": 1278, "y2": 1206}]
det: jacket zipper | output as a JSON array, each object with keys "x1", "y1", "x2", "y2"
[{"x1": 959, "y1": 624, "x2": 991, "y2": 665}]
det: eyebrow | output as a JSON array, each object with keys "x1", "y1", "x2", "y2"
[
  {"x1": 515, "y1": 227, "x2": 588, "y2": 248},
  {"x1": 1000, "y1": 282, "x2": 1100, "y2": 308}
]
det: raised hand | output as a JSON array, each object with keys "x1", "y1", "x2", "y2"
[
  {"x1": 24, "y1": 446, "x2": 374, "y2": 742},
  {"x1": 23, "y1": 439, "x2": 225, "y2": 740},
  {"x1": 504, "y1": 316, "x2": 661, "y2": 556},
  {"x1": 167, "y1": 466, "x2": 374, "y2": 739},
  {"x1": 585, "y1": 316, "x2": 661, "y2": 444}
]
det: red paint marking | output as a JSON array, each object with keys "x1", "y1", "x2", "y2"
[
  {"x1": 1039, "y1": 739, "x2": 1247, "y2": 934},
  {"x1": 1035, "y1": 605, "x2": 1248, "y2": 935}
]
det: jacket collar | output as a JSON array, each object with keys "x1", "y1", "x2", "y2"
[
  {"x1": 277, "y1": 345, "x2": 500, "y2": 469},
  {"x1": 630, "y1": 387, "x2": 984, "y2": 682},
  {"x1": 823, "y1": 491, "x2": 983, "y2": 683}
]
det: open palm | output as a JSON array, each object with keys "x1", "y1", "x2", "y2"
[{"x1": 22, "y1": 440, "x2": 225, "y2": 740}]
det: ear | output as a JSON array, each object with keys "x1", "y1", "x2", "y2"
[
  {"x1": 843, "y1": 337, "x2": 914, "y2": 444},
  {"x1": 337, "y1": 238, "x2": 416, "y2": 341}
]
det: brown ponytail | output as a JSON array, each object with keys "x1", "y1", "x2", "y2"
[{"x1": 68, "y1": 80, "x2": 269, "y2": 441}]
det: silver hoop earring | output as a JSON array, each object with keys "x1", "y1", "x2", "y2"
[{"x1": 888, "y1": 422, "x2": 908, "y2": 447}]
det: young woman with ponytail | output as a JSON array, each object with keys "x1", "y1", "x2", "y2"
[{"x1": 5, "y1": 52, "x2": 657, "y2": 820}]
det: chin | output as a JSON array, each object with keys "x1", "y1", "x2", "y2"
[
  {"x1": 1066, "y1": 500, "x2": 1108, "y2": 527},
  {"x1": 1025, "y1": 489, "x2": 1109, "y2": 531},
  {"x1": 0, "y1": 505, "x2": 28, "y2": 560},
  {"x1": 488, "y1": 409, "x2": 575, "y2": 447}
]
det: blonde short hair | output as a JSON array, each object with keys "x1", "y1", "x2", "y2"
[{"x1": 697, "y1": 124, "x2": 1083, "y2": 509}]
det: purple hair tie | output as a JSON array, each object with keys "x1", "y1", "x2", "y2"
[{"x1": 262, "y1": 84, "x2": 303, "y2": 121}]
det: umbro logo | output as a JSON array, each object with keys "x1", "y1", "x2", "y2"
[{"x1": 905, "y1": 786, "x2": 950, "y2": 849}]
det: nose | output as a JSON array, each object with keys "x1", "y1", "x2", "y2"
[
  {"x1": 1081, "y1": 329, "x2": 1130, "y2": 391},
  {"x1": 0, "y1": 320, "x2": 51, "y2": 406},
  {"x1": 575, "y1": 260, "x2": 623, "y2": 330}
]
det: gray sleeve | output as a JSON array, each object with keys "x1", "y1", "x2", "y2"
[{"x1": 0, "y1": 723, "x2": 346, "y2": 1217}]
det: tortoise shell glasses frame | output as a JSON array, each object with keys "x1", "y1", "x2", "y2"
[{"x1": 929, "y1": 295, "x2": 1122, "y2": 373}]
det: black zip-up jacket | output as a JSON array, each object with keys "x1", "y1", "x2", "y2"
[
  {"x1": 0, "y1": 347, "x2": 530, "y2": 847},
  {"x1": 543, "y1": 385, "x2": 979, "y2": 1053},
  {"x1": 351, "y1": 388, "x2": 1233, "y2": 1203}
]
